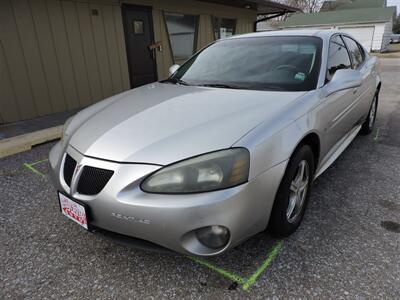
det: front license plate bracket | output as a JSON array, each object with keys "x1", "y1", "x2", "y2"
[{"x1": 58, "y1": 192, "x2": 91, "y2": 231}]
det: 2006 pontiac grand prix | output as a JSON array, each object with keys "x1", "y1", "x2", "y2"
[{"x1": 49, "y1": 30, "x2": 381, "y2": 256}]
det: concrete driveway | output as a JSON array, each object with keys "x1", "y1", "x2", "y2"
[{"x1": 1, "y1": 57, "x2": 399, "y2": 299}]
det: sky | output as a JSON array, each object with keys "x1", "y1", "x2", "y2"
[{"x1": 387, "y1": 0, "x2": 400, "y2": 14}]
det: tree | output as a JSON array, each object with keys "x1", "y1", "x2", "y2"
[
  {"x1": 263, "y1": 0, "x2": 325, "y2": 21},
  {"x1": 277, "y1": 0, "x2": 324, "y2": 13}
]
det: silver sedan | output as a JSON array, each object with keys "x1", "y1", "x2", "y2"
[{"x1": 49, "y1": 30, "x2": 381, "y2": 256}]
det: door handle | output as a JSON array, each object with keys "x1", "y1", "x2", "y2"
[
  {"x1": 148, "y1": 41, "x2": 162, "y2": 51},
  {"x1": 148, "y1": 41, "x2": 162, "y2": 60},
  {"x1": 353, "y1": 88, "x2": 358, "y2": 94}
]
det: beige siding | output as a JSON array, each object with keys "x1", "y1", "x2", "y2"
[
  {"x1": 47, "y1": 0, "x2": 80, "y2": 111},
  {"x1": 76, "y1": 2, "x2": 104, "y2": 102},
  {"x1": 112, "y1": 5, "x2": 130, "y2": 90},
  {"x1": 236, "y1": 18, "x2": 254, "y2": 34},
  {"x1": 0, "y1": 0, "x2": 255, "y2": 123},
  {"x1": 102, "y1": 5, "x2": 124, "y2": 93},
  {"x1": 31, "y1": 0, "x2": 68, "y2": 113},
  {"x1": 197, "y1": 15, "x2": 214, "y2": 51},
  {"x1": 0, "y1": 0, "x2": 129, "y2": 123},
  {"x1": 13, "y1": 0, "x2": 53, "y2": 116},
  {"x1": 152, "y1": 9, "x2": 174, "y2": 80},
  {"x1": 62, "y1": 1, "x2": 92, "y2": 107},
  {"x1": 0, "y1": 0, "x2": 37, "y2": 121},
  {"x1": 0, "y1": 41, "x2": 19, "y2": 123}
]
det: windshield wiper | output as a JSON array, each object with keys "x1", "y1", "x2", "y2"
[
  {"x1": 162, "y1": 78, "x2": 189, "y2": 86},
  {"x1": 259, "y1": 85, "x2": 285, "y2": 91},
  {"x1": 197, "y1": 83, "x2": 246, "y2": 89}
]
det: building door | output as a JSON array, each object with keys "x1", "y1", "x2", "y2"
[{"x1": 122, "y1": 4, "x2": 157, "y2": 88}]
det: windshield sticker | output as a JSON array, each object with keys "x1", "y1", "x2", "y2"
[{"x1": 294, "y1": 72, "x2": 305, "y2": 81}]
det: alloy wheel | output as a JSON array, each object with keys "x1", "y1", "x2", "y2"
[
  {"x1": 287, "y1": 160, "x2": 309, "y2": 223},
  {"x1": 369, "y1": 96, "x2": 377, "y2": 130}
]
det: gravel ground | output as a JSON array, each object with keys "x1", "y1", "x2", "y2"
[{"x1": 1, "y1": 58, "x2": 399, "y2": 299}]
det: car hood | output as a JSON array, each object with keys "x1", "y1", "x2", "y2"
[{"x1": 69, "y1": 82, "x2": 305, "y2": 165}]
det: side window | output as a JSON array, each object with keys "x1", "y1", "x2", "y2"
[
  {"x1": 326, "y1": 35, "x2": 351, "y2": 82},
  {"x1": 342, "y1": 36, "x2": 364, "y2": 69},
  {"x1": 357, "y1": 42, "x2": 366, "y2": 62}
]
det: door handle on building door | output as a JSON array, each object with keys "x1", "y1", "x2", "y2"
[
  {"x1": 148, "y1": 41, "x2": 162, "y2": 50},
  {"x1": 148, "y1": 41, "x2": 162, "y2": 60}
]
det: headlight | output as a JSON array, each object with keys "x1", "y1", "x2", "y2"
[{"x1": 141, "y1": 148, "x2": 250, "y2": 194}]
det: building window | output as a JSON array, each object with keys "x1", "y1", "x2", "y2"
[
  {"x1": 213, "y1": 17, "x2": 236, "y2": 39},
  {"x1": 133, "y1": 20, "x2": 144, "y2": 34},
  {"x1": 164, "y1": 13, "x2": 198, "y2": 62}
]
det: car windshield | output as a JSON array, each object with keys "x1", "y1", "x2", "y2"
[{"x1": 166, "y1": 36, "x2": 322, "y2": 91}]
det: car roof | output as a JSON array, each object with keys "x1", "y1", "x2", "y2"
[{"x1": 227, "y1": 29, "x2": 338, "y2": 40}]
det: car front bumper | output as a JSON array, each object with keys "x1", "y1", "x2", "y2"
[{"x1": 49, "y1": 141, "x2": 287, "y2": 256}]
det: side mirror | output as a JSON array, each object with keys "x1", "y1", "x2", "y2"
[
  {"x1": 324, "y1": 69, "x2": 362, "y2": 97},
  {"x1": 168, "y1": 64, "x2": 180, "y2": 76}
]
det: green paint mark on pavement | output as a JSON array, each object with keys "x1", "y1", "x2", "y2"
[
  {"x1": 188, "y1": 240, "x2": 283, "y2": 291},
  {"x1": 374, "y1": 128, "x2": 380, "y2": 141},
  {"x1": 30, "y1": 158, "x2": 48, "y2": 166},
  {"x1": 23, "y1": 158, "x2": 48, "y2": 178},
  {"x1": 188, "y1": 256, "x2": 247, "y2": 285},
  {"x1": 242, "y1": 240, "x2": 283, "y2": 290}
]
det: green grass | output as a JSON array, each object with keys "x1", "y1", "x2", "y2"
[{"x1": 388, "y1": 43, "x2": 400, "y2": 52}]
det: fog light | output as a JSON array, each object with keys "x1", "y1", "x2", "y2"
[{"x1": 195, "y1": 225, "x2": 230, "y2": 249}]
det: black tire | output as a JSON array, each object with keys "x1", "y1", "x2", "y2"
[
  {"x1": 269, "y1": 144, "x2": 315, "y2": 237},
  {"x1": 360, "y1": 93, "x2": 378, "y2": 135}
]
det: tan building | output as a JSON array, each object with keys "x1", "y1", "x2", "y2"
[{"x1": 0, "y1": 0, "x2": 296, "y2": 123}]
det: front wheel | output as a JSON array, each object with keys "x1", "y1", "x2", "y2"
[
  {"x1": 360, "y1": 94, "x2": 378, "y2": 135},
  {"x1": 269, "y1": 145, "x2": 315, "y2": 237}
]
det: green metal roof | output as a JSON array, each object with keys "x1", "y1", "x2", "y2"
[
  {"x1": 320, "y1": 0, "x2": 386, "y2": 11},
  {"x1": 283, "y1": 6, "x2": 395, "y2": 27}
]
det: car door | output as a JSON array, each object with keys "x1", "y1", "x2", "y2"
[
  {"x1": 342, "y1": 35, "x2": 375, "y2": 122},
  {"x1": 319, "y1": 34, "x2": 356, "y2": 154}
]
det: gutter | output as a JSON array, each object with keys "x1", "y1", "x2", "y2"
[
  {"x1": 282, "y1": 20, "x2": 390, "y2": 29},
  {"x1": 254, "y1": 11, "x2": 288, "y2": 31}
]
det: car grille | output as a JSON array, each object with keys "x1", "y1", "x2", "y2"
[
  {"x1": 76, "y1": 166, "x2": 114, "y2": 195},
  {"x1": 62, "y1": 154, "x2": 114, "y2": 195},
  {"x1": 63, "y1": 154, "x2": 76, "y2": 187}
]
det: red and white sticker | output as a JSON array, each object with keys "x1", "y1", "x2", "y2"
[{"x1": 59, "y1": 192, "x2": 88, "y2": 230}]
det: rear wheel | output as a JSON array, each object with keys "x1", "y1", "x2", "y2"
[
  {"x1": 269, "y1": 145, "x2": 314, "y2": 237},
  {"x1": 360, "y1": 93, "x2": 378, "y2": 135}
]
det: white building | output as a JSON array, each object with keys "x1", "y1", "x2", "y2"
[{"x1": 280, "y1": 0, "x2": 397, "y2": 52}]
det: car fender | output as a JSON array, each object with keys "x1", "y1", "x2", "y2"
[
  {"x1": 234, "y1": 91, "x2": 322, "y2": 180},
  {"x1": 368, "y1": 55, "x2": 381, "y2": 91}
]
